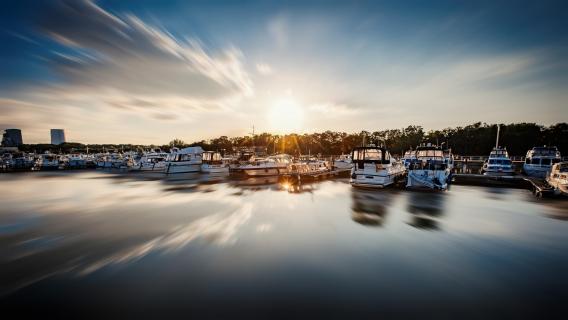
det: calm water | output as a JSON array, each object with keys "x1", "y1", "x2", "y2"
[{"x1": 1, "y1": 171, "x2": 567, "y2": 318}]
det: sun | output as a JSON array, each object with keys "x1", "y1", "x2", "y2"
[{"x1": 267, "y1": 97, "x2": 305, "y2": 133}]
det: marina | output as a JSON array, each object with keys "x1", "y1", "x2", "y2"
[{"x1": 1, "y1": 0, "x2": 567, "y2": 317}]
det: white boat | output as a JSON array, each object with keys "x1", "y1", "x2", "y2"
[
  {"x1": 132, "y1": 151, "x2": 168, "y2": 172},
  {"x1": 165, "y1": 147, "x2": 203, "y2": 174},
  {"x1": 66, "y1": 154, "x2": 87, "y2": 169},
  {"x1": 238, "y1": 154, "x2": 292, "y2": 176},
  {"x1": 333, "y1": 154, "x2": 353, "y2": 170},
  {"x1": 482, "y1": 147, "x2": 514, "y2": 175},
  {"x1": 523, "y1": 146, "x2": 561, "y2": 178},
  {"x1": 406, "y1": 144, "x2": 451, "y2": 190},
  {"x1": 201, "y1": 151, "x2": 229, "y2": 174},
  {"x1": 546, "y1": 162, "x2": 568, "y2": 197},
  {"x1": 290, "y1": 156, "x2": 331, "y2": 176},
  {"x1": 350, "y1": 146, "x2": 405, "y2": 188},
  {"x1": 36, "y1": 152, "x2": 60, "y2": 170},
  {"x1": 96, "y1": 153, "x2": 129, "y2": 169}
]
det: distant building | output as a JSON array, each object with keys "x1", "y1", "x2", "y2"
[
  {"x1": 51, "y1": 129, "x2": 66, "y2": 145},
  {"x1": 1, "y1": 129, "x2": 23, "y2": 147}
]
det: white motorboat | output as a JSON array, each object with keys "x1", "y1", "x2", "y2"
[
  {"x1": 66, "y1": 154, "x2": 87, "y2": 169},
  {"x1": 201, "y1": 151, "x2": 229, "y2": 174},
  {"x1": 165, "y1": 147, "x2": 203, "y2": 174},
  {"x1": 238, "y1": 154, "x2": 292, "y2": 177},
  {"x1": 546, "y1": 162, "x2": 568, "y2": 197},
  {"x1": 523, "y1": 146, "x2": 561, "y2": 178},
  {"x1": 96, "y1": 153, "x2": 129, "y2": 169},
  {"x1": 36, "y1": 152, "x2": 60, "y2": 170},
  {"x1": 350, "y1": 146, "x2": 405, "y2": 188},
  {"x1": 333, "y1": 154, "x2": 353, "y2": 170},
  {"x1": 482, "y1": 147, "x2": 514, "y2": 175},
  {"x1": 290, "y1": 156, "x2": 331, "y2": 176},
  {"x1": 132, "y1": 151, "x2": 168, "y2": 172},
  {"x1": 406, "y1": 144, "x2": 451, "y2": 190}
]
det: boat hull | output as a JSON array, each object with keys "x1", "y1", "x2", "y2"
[
  {"x1": 523, "y1": 164, "x2": 551, "y2": 178},
  {"x1": 165, "y1": 162, "x2": 201, "y2": 174},
  {"x1": 350, "y1": 171, "x2": 405, "y2": 188},
  {"x1": 406, "y1": 170, "x2": 449, "y2": 190},
  {"x1": 201, "y1": 164, "x2": 229, "y2": 174}
]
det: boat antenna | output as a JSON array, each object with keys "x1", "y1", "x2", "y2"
[{"x1": 495, "y1": 124, "x2": 500, "y2": 149}]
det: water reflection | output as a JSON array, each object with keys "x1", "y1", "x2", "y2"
[
  {"x1": 406, "y1": 191, "x2": 446, "y2": 230},
  {"x1": 1, "y1": 171, "x2": 568, "y2": 317},
  {"x1": 350, "y1": 188, "x2": 394, "y2": 226}
]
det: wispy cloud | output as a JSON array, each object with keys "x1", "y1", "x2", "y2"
[{"x1": 256, "y1": 63, "x2": 273, "y2": 75}]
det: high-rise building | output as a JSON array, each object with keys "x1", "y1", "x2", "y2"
[
  {"x1": 1, "y1": 129, "x2": 23, "y2": 147},
  {"x1": 51, "y1": 129, "x2": 66, "y2": 145}
]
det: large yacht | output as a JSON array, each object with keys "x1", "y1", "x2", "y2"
[
  {"x1": 201, "y1": 151, "x2": 229, "y2": 174},
  {"x1": 350, "y1": 145, "x2": 405, "y2": 188},
  {"x1": 406, "y1": 144, "x2": 451, "y2": 190},
  {"x1": 238, "y1": 154, "x2": 293, "y2": 177},
  {"x1": 523, "y1": 146, "x2": 561, "y2": 178},
  {"x1": 482, "y1": 125, "x2": 514, "y2": 176},
  {"x1": 165, "y1": 147, "x2": 203, "y2": 174},
  {"x1": 482, "y1": 147, "x2": 514, "y2": 175},
  {"x1": 546, "y1": 162, "x2": 568, "y2": 197}
]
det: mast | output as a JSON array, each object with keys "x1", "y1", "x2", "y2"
[{"x1": 495, "y1": 124, "x2": 500, "y2": 149}]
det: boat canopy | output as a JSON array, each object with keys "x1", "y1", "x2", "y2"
[{"x1": 351, "y1": 147, "x2": 390, "y2": 164}]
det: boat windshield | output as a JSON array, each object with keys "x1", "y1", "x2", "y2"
[
  {"x1": 489, "y1": 159, "x2": 512, "y2": 165},
  {"x1": 416, "y1": 149, "x2": 443, "y2": 158},
  {"x1": 352, "y1": 148, "x2": 390, "y2": 164}
]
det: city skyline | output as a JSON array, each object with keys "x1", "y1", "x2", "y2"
[{"x1": 1, "y1": 0, "x2": 567, "y2": 144}]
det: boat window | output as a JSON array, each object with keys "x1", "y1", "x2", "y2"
[
  {"x1": 502, "y1": 160, "x2": 512, "y2": 165},
  {"x1": 531, "y1": 158, "x2": 540, "y2": 164},
  {"x1": 541, "y1": 158, "x2": 551, "y2": 166},
  {"x1": 489, "y1": 159, "x2": 496, "y2": 164}
]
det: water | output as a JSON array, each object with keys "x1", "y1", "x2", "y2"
[{"x1": 1, "y1": 171, "x2": 567, "y2": 318}]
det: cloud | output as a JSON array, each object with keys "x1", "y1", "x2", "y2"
[
  {"x1": 38, "y1": 0, "x2": 253, "y2": 99},
  {"x1": 256, "y1": 63, "x2": 273, "y2": 75}
]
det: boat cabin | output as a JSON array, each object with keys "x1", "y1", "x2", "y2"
[{"x1": 351, "y1": 146, "x2": 391, "y2": 170}]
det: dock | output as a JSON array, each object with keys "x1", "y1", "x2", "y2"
[{"x1": 452, "y1": 173, "x2": 555, "y2": 197}]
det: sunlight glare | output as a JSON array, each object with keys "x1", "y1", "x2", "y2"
[{"x1": 267, "y1": 97, "x2": 305, "y2": 133}]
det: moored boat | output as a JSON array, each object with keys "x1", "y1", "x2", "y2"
[
  {"x1": 406, "y1": 144, "x2": 451, "y2": 190},
  {"x1": 350, "y1": 145, "x2": 405, "y2": 188},
  {"x1": 238, "y1": 154, "x2": 292, "y2": 177},
  {"x1": 333, "y1": 154, "x2": 353, "y2": 170},
  {"x1": 165, "y1": 147, "x2": 203, "y2": 174},
  {"x1": 546, "y1": 162, "x2": 568, "y2": 197},
  {"x1": 523, "y1": 146, "x2": 561, "y2": 178},
  {"x1": 482, "y1": 147, "x2": 514, "y2": 176},
  {"x1": 201, "y1": 151, "x2": 229, "y2": 174},
  {"x1": 131, "y1": 151, "x2": 168, "y2": 172}
]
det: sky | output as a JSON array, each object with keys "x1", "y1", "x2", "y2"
[{"x1": 0, "y1": 0, "x2": 567, "y2": 144}]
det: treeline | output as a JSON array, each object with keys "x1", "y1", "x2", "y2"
[
  {"x1": 186, "y1": 122, "x2": 567, "y2": 156},
  {"x1": 14, "y1": 122, "x2": 568, "y2": 156}
]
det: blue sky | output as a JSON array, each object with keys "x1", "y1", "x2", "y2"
[{"x1": 0, "y1": 0, "x2": 566, "y2": 144}]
